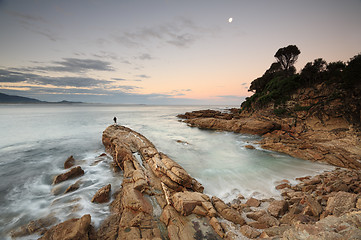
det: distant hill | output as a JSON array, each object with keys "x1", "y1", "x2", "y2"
[
  {"x1": 0, "y1": 92, "x2": 45, "y2": 103},
  {"x1": 0, "y1": 93, "x2": 83, "y2": 104}
]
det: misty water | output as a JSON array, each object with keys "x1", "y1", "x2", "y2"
[{"x1": 0, "y1": 104, "x2": 333, "y2": 239}]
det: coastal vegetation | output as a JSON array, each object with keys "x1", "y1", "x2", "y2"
[{"x1": 241, "y1": 45, "x2": 361, "y2": 122}]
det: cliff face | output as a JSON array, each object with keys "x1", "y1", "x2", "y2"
[{"x1": 178, "y1": 83, "x2": 361, "y2": 169}]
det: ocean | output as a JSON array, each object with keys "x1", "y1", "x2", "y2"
[{"x1": 0, "y1": 104, "x2": 333, "y2": 239}]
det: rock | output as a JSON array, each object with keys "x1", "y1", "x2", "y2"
[
  {"x1": 275, "y1": 183, "x2": 291, "y2": 190},
  {"x1": 171, "y1": 191, "x2": 209, "y2": 216},
  {"x1": 240, "y1": 225, "x2": 260, "y2": 239},
  {"x1": 267, "y1": 200, "x2": 288, "y2": 217},
  {"x1": 283, "y1": 211, "x2": 361, "y2": 239},
  {"x1": 245, "y1": 145, "x2": 255, "y2": 149},
  {"x1": 132, "y1": 169, "x2": 148, "y2": 192},
  {"x1": 264, "y1": 225, "x2": 291, "y2": 237},
  {"x1": 247, "y1": 221, "x2": 268, "y2": 229},
  {"x1": 325, "y1": 191, "x2": 357, "y2": 216},
  {"x1": 11, "y1": 215, "x2": 58, "y2": 238},
  {"x1": 64, "y1": 180, "x2": 81, "y2": 194},
  {"x1": 53, "y1": 166, "x2": 84, "y2": 185},
  {"x1": 304, "y1": 195, "x2": 323, "y2": 217},
  {"x1": 209, "y1": 217, "x2": 225, "y2": 238},
  {"x1": 257, "y1": 214, "x2": 279, "y2": 227},
  {"x1": 91, "y1": 184, "x2": 111, "y2": 203},
  {"x1": 39, "y1": 214, "x2": 92, "y2": 240},
  {"x1": 356, "y1": 198, "x2": 361, "y2": 209},
  {"x1": 64, "y1": 155, "x2": 75, "y2": 169},
  {"x1": 246, "y1": 210, "x2": 266, "y2": 221},
  {"x1": 246, "y1": 197, "x2": 261, "y2": 207},
  {"x1": 212, "y1": 196, "x2": 246, "y2": 225},
  {"x1": 192, "y1": 205, "x2": 208, "y2": 216},
  {"x1": 161, "y1": 205, "x2": 220, "y2": 240},
  {"x1": 96, "y1": 214, "x2": 120, "y2": 240}
]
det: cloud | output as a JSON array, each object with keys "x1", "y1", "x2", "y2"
[
  {"x1": 113, "y1": 18, "x2": 200, "y2": 49},
  {"x1": 30, "y1": 29, "x2": 59, "y2": 42},
  {"x1": 112, "y1": 78, "x2": 143, "y2": 82},
  {"x1": 24, "y1": 58, "x2": 114, "y2": 73},
  {"x1": 6, "y1": 10, "x2": 45, "y2": 22},
  {"x1": 135, "y1": 74, "x2": 151, "y2": 79},
  {"x1": 137, "y1": 53, "x2": 153, "y2": 60},
  {"x1": 0, "y1": 68, "x2": 111, "y2": 87},
  {"x1": 241, "y1": 82, "x2": 247, "y2": 86},
  {"x1": 112, "y1": 78, "x2": 127, "y2": 81}
]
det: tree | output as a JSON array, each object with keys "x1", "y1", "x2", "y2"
[
  {"x1": 274, "y1": 45, "x2": 301, "y2": 71},
  {"x1": 300, "y1": 58, "x2": 327, "y2": 85},
  {"x1": 343, "y1": 53, "x2": 361, "y2": 88},
  {"x1": 249, "y1": 62, "x2": 282, "y2": 93}
]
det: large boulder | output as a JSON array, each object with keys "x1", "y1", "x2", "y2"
[
  {"x1": 53, "y1": 166, "x2": 84, "y2": 185},
  {"x1": 212, "y1": 196, "x2": 246, "y2": 225},
  {"x1": 39, "y1": 214, "x2": 92, "y2": 240},
  {"x1": 268, "y1": 200, "x2": 288, "y2": 217},
  {"x1": 171, "y1": 191, "x2": 209, "y2": 216},
  {"x1": 325, "y1": 191, "x2": 357, "y2": 216}
]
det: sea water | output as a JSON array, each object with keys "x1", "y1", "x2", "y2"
[{"x1": 0, "y1": 104, "x2": 333, "y2": 239}]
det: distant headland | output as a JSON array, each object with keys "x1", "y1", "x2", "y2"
[{"x1": 0, "y1": 92, "x2": 83, "y2": 104}]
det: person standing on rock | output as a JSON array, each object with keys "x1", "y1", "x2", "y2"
[{"x1": 113, "y1": 117, "x2": 117, "y2": 125}]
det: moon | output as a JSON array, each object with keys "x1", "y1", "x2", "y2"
[{"x1": 228, "y1": 17, "x2": 233, "y2": 23}]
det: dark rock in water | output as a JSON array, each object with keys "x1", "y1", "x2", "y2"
[
  {"x1": 39, "y1": 214, "x2": 93, "y2": 240},
  {"x1": 91, "y1": 184, "x2": 111, "y2": 203},
  {"x1": 53, "y1": 166, "x2": 84, "y2": 185},
  {"x1": 10, "y1": 215, "x2": 58, "y2": 238},
  {"x1": 246, "y1": 197, "x2": 261, "y2": 207},
  {"x1": 64, "y1": 180, "x2": 81, "y2": 194},
  {"x1": 245, "y1": 145, "x2": 255, "y2": 149},
  {"x1": 64, "y1": 155, "x2": 75, "y2": 169}
]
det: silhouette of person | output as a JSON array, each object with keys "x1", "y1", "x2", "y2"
[{"x1": 113, "y1": 117, "x2": 117, "y2": 124}]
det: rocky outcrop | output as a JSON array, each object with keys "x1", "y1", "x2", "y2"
[
  {"x1": 53, "y1": 166, "x2": 84, "y2": 184},
  {"x1": 178, "y1": 107, "x2": 361, "y2": 169},
  {"x1": 181, "y1": 113, "x2": 281, "y2": 135},
  {"x1": 101, "y1": 125, "x2": 227, "y2": 239}
]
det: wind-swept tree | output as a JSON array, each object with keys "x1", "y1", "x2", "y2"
[{"x1": 274, "y1": 45, "x2": 301, "y2": 71}]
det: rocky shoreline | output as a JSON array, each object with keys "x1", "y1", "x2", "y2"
[
  {"x1": 178, "y1": 109, "x2": 361, "y2": 169},
  {"x1": 9, "y1": 124, "x2": 361, "y2": 239}
]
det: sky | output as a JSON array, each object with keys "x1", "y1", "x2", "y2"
[{"x1": 0, "y1": 0, "x2": 360, "y2": 105}]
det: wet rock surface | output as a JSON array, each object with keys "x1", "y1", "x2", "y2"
[
  {"x1": 178, "y1": 108, "x2": 361, "y2": 169},
  {"x1": 53, "y1": 166, "x2": 85, "y2": 184}
]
